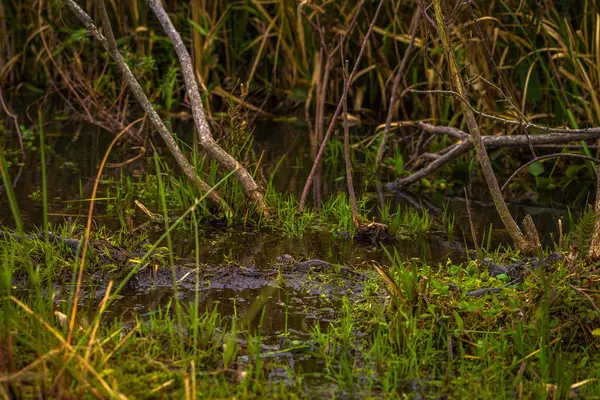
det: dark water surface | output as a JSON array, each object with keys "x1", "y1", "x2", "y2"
[
  {"x1": 0, "y1": 117, "x2": 577, "y2": 395},
  {"x1": 1, "y1": 117, "x2": 573, "y2": 290},
  {"x1": 1, "y1": 119, "x2": 571, "y2": 238}
]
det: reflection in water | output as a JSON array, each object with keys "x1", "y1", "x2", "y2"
[
  {"x1": 1, "y1": 117, "x2": 575, "y2": 390},
  {"x1": 0, "y1": 115, "x2": 580, "y2": 394}
]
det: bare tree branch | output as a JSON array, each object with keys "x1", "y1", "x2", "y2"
[
  {"x1": 387, "y1": 122, "x2": 600, "y2": 188},
  {"x1": 64, "y1": 0, "x2": 227, "y2": 208},
  {"x1": 432, "y1": 0, "x2": 539, "y2": 254},
  {"x1": 387, "y1": 140, "x2": 471, "y2": 188},
  {"x1": 299, "y1": 0, "x2": 385, "y2": 210},
  {"x1": 145, "y1": 0, "x2": 269, "y2": 216}
]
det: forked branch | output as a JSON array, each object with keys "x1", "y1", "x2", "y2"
[
  {"x1": 387, "y1": 122, "x2": 600, "y2": 187},
  {"x1": 64, "y1": 0, "x2": 227, "y2": 208}
]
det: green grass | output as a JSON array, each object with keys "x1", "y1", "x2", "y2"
[
  {"x1": 3, "y1": 141, "x2": 600, "y2": 398},
  {"x1": 314, "y1": 248, "x2": 600, "y2": 398},
  {"x1": 379, "y1": 201, "x2": 433, "y2": 239},
  {"x1": 3, "y1": 1, "x2": 600, "y2": 396}
]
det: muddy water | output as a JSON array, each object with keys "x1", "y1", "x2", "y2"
[
  {"x1": 1, "y1": 118, "x2": 571, "y2": 277},
  {"x1": 1, "y1": 117, "x2": 575, "y2": 393},
  {"x1": 0, "y1": 119, "x2": 571, "y2": 239}
]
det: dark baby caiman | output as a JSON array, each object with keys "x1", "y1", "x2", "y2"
[{"x1": 464, "y1": 252, "x2": 564, "y2": 297}]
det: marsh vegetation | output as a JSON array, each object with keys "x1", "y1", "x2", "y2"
[{"x1": 2, "y1": 0, "x2": 600, "y2": 398}]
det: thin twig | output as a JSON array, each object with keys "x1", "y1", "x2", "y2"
[
  {"x1": 0, "y1": 87, "x2": 25, "y2": 162},
  {"x1": 341, "y1": 57, "x2": 359, "y2": 227},
  {"x1": 501, "y1": 153, "x2": 600, "y2": 192},
  {"x1": 376, "y1": 8, "x2": 421, "y2": 168},
  {"x1": 38, "y1": 0, "x2": 94, "y2": 123},
  {"x1": 299, "y1": 0, "x2": 385, "y2": 210},
  {"x1": 409, "y1": 88, "x2": 600, "y2": 135}
]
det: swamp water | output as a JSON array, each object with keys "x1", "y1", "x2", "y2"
[{"x1": 0, "y1": 120, "x2": 581, "y2": 397}]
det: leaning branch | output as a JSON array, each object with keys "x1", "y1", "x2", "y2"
[
  {"x1": 590, "y1": 165, "x2": 600, "y2": 260},
  {"x1": 432, "y1": 0, "x2": 539, "y2": 254},
  {"x1": 299, "y1": 0, "x2": 385, "y2": 210},
  {"x1": 64, "y1": 0, "x2": 227, "y2": 208},
  {"x1": 145, "y1": 0, "x2": 269, "y2": 216}
]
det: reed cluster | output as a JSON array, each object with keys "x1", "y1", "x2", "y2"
[{"x1": 1, "y1": 1, "x2": 596, "y2": 127}]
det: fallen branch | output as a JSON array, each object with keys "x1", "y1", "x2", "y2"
[{"x1": 387, "y1": 122, "x2": 600, "y2": 187}]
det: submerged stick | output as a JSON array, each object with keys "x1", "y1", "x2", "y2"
[{"x1": 299, "y1": 0, "x2": 385, "y2": 210}]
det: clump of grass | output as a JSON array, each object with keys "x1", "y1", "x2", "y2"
[
  {"x1": 379, "y1": 202, "x2": 432, "y2": 239},
  {"x1": 274, "y1": 194, "x2": 317, "y2": 237},
  {"x1": 314, "y1": 248, "x2": 600, "y2": 398},
  {"x1": 319, "y1": 192, "x2": 368, "y2": 234},
  {"x1": 0, "y1": 222, "x2": 160, "y2": 284}
]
